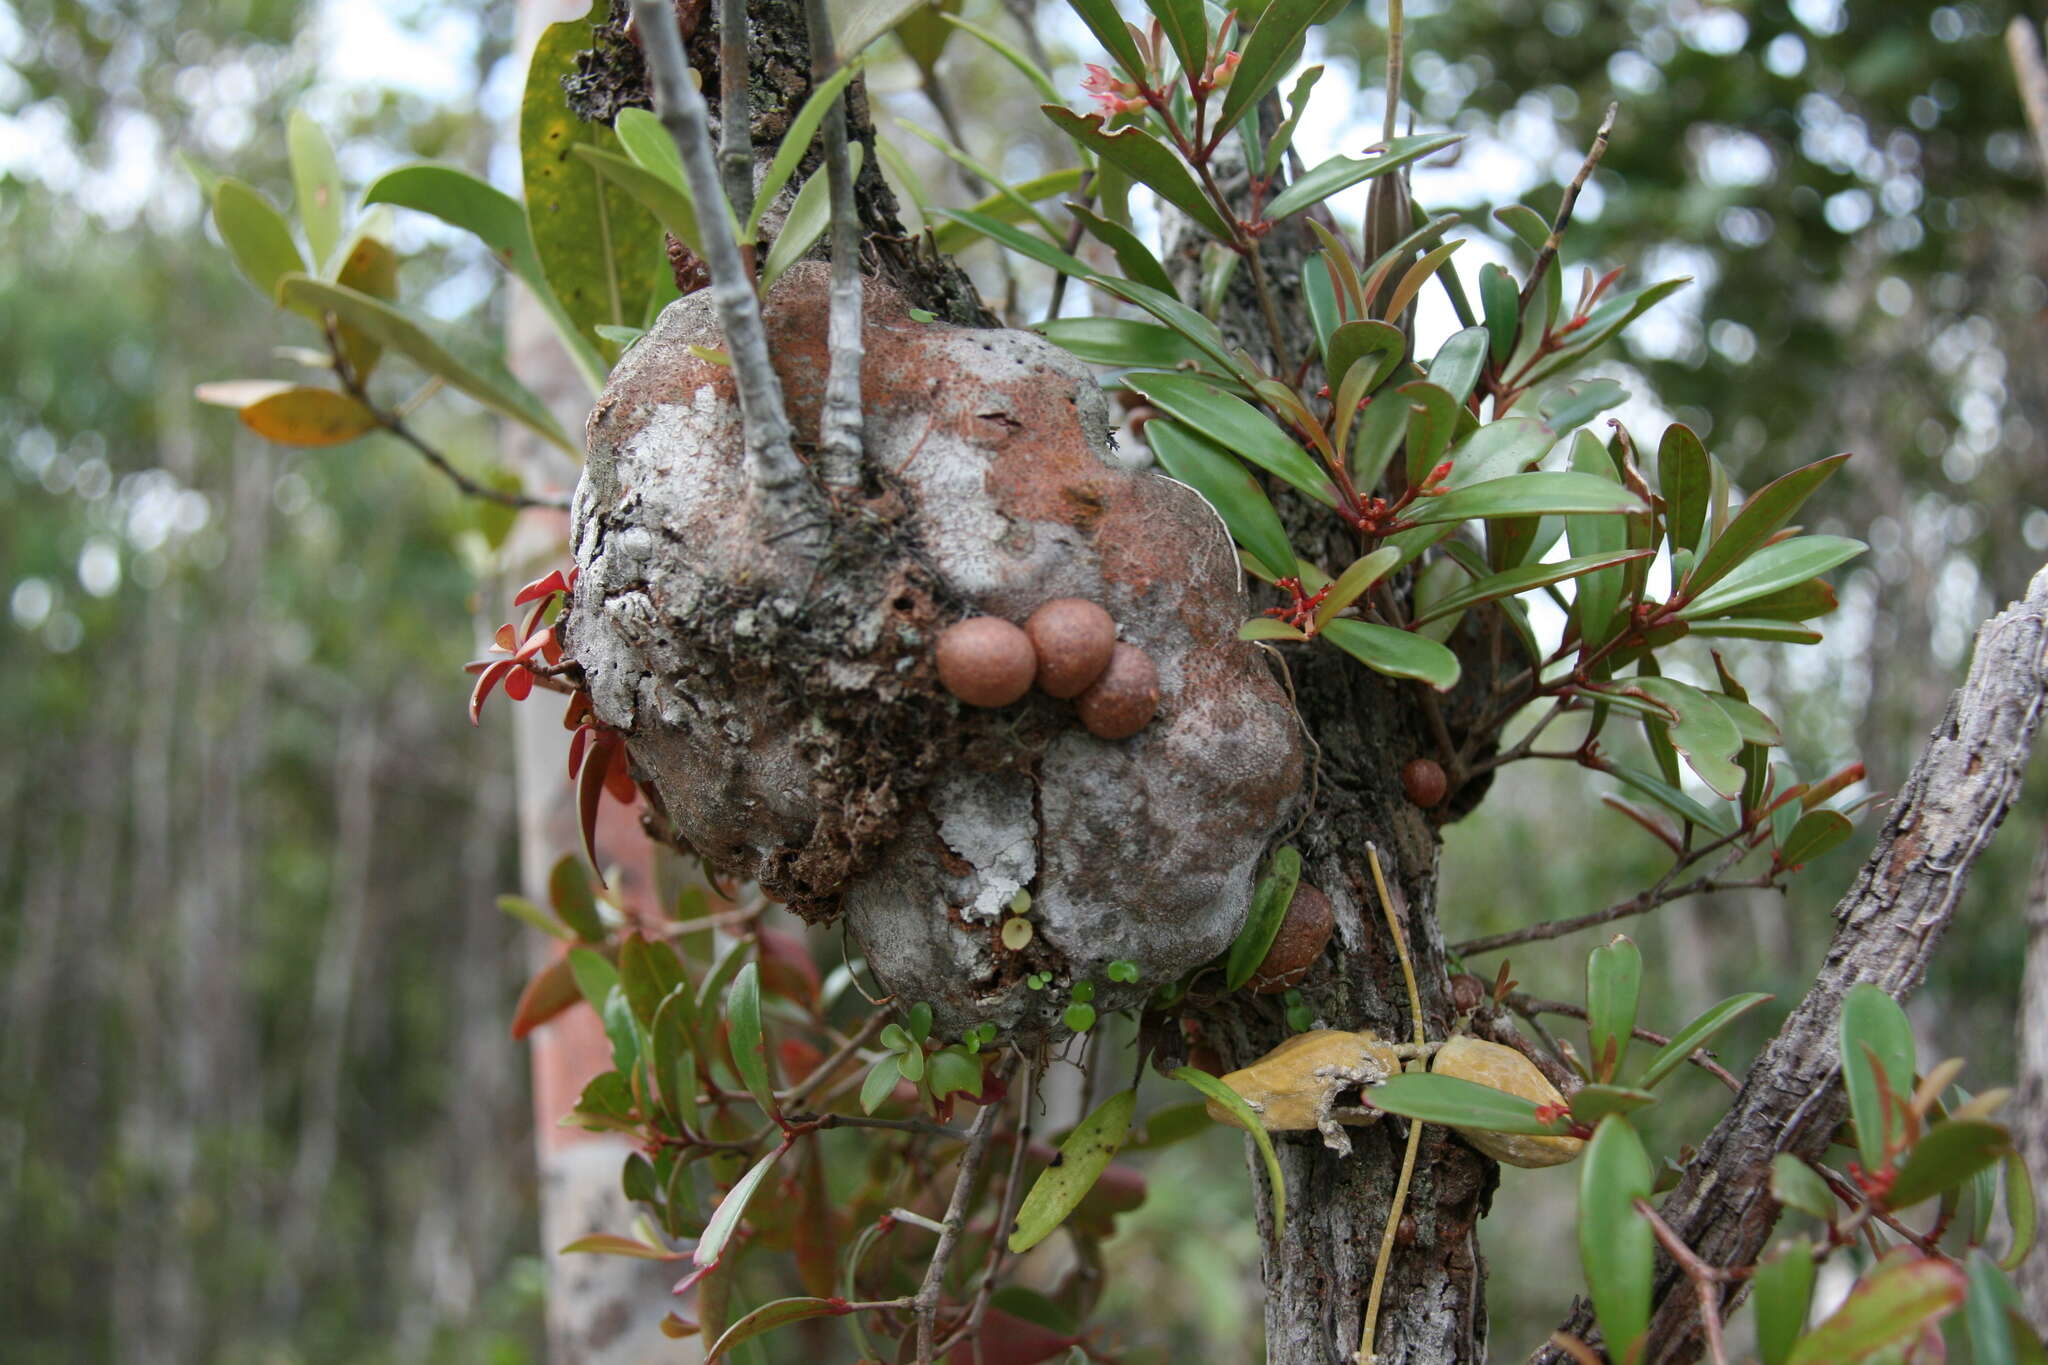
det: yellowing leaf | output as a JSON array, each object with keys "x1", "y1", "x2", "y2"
[{"x1": 237, "y1": 387, "x2": 380, "y2": 447}]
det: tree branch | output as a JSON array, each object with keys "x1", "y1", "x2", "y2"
[
  {"x1": 803, "y1": 0, "x2": 866, "y2": 490},
  {"x1": 915, "y1": 1076, "x2": 1008, "y2": 1363},
  {"x1": 1531, "y1": 561, "x2": 2048, "y2": 1365},
  {"x1": 1514, "y1": 103, "x2": 1617, "y2": 328},
  {"x1": 717, "y1": 0, "x2": 754, "y2": 221}
]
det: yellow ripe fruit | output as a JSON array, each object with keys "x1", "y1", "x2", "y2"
[
  {"x1": 1205, "y1": 1029, "x2": 1399, "y2": 1132},
  {"x1": 1429, "y1": 1035, "x2": 1584, "y2": 1168}
]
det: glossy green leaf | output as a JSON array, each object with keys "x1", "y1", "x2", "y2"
[
  {"x1": 1095, "y1": 276, "x2": 1251, "y2": 382},
  {"x1": 1683, "y1": 453, "x2": 1851, "y2": 598},
  {"x1": 652, "y1": 987, "x2": 700, "y2": 1127},
  {"x1": 618, "y1": 932, "x2": 687, "y2": 1029},
  {"x1": 1225, "y1": 847, "x2": 1304, "y2": 991},
  {"x1": 212, "y1": 178, "x2": 307, "y2": 305},
  {"x1": 1841, "y1": 982, "x2": 1917, "y2": 1174},
  {"x1": 277, "y1": 276, "x2": 578, "y2": 454},
  {"x1": 1146, "y1": 419, "x2": 1299, "y2": 579},
  {"x1": 1659, "y1": 424, "x2": 1710, "y2": 555},
  {"x1": 1065, "y1": 201, "x2": 1179, "y2": 295},
  {"x1": 762, "y1": 144, "x2": 864, "y2": 294},
  {"x1": 1785, "y1": 1254, "x2": 1967, "y2": 1365},
  {"x1": 1170, "y1": 1067, "x2": 1286, "y2": 1233},
  {"x1": 1637, "y1": 992, "x2": 1772, "y2": 1089},
  {"x1": 1063, "y1": 0, "x2": 1148, "y2": 79},
  {"x1": 573, "y1": 143, "x2": 702, "y2": 258},
  {"x1": 1326, "y1": 319, "x2": 1407, "y2": 394},
  {"x1": 1535, "y1": 377, "x2": 1628, "y2": 436},
  {"x1": 1409, "y1": 470, "x2": 1643, "y2": 524},
  {"x1": 612, "y1": 107, "x2": 686, "y2": 184},
  {"x1": 1579, "y1": 1115, "x2": 1655, "y2": 1363},
  {"x1": 1688, "y1": 619, "x2": 1823, "y2": 644},
  {"x1": 2003, "y1": 1150, "x2": 2038, "y2": 1271},
  {"x1": 725, "y1": 963, "x2": 778, "y2": 1118},
  {"x1": 566, "y1": 945, "x2": 621, "y2": 1013},
  {"x1": 860, "y1": 1054, "x2": 901, "y2": 1114},
  {"x1": 1263, "y1": 133, "x2": 1464, "y2": 219},
  {"x1": 1526, "y1": 276, "x2": 1690, "y2": 384},
  {"x1": 286, "y1": 110, "x2": 344, "y2": 270},
  {"x1": 1147, "y1": 0, "x2": 1209, "y2": 85},
  {"x1": 1441, "y1": 416, "x2": 1555, "y2": 488},
  {"x1": 1607, "y1": 763, "x2": 1735, "y2": 837},
  {"x1": 1400, "y1": 381, "x2": 1463, "y2": 483},
  {"x1": 1407, "y1": 549, "x2": 1652, "y2": 628},
  {"x1": 928, "y1": 1047, "x2": 984, "y2": 1101},
  {"x1": 520, "y1": 5, "x2": 665, "y2": 360},
  {"x1": 549, "y1": 854, "x2": 604, "y2": 942},
  {"x1": 1887, "y1": 1120, "x2": 2012, "y2": 1210},
  {"x1": 1322, "y1": 619, "x2": 1461, "y2": 690},
  {"x1": 1771, "y1": 1153, "x2": 1837, "y2": 1222},
  {"x1": 1479, "y1": 263, "x2": 1519, "y2": 365},
  {"x1": 1720, "y1": 577, "x2": 1841, "y2": 622},
  {"x1": 1679, "y1": 535, "x2": 1866, "y2": 620},
  {"x1": 1566, "y1": 430, "x2": 1630, "y2": 649},
  {"x1": 1965, "y1": 1251, "x2": 2048, "y2": 1365},
  {"x1": 1262, "y1": 65, "x2": 1325, "y2": 172},
  {"x1": 1569, "y1": 1083, "x2": 1657, "y2": 1126},
  {"x1": 694, "y1": 1145, "x2": 786, "y2": 1271},
  {"x1": 1314, "y1": 547, "x2": 1403, "y2": 629},
  {"x1": 928, "y1": 170, "x2": 1086, "y2": 253},
  {"x1": 1008, "y1": 1088, "x2": 1137, "y2": 1253},
  {"x1": 1428, "y1": 326, "x2": 1490, "y2": 405},
  {"x1": 938, "y1": 206, "x2": 1092, "y2": 280},
  {"x1": 1126, "y1": 372, "x2": 1335, "y2": 507},
  {"x1": 1043, "y1": 108, "x2": 1236, "y2": 241},
  {"x1": 1216, "y1": 0, "x2": 1345, "y2": 137},
  {"x1": 1369, "y1": 1072, "x2": 1565, "y2": 1135},
  {"x1": 1240, "y1": 618, "x2": 1307, "y2": 641},
  {"x1": 1303, "y1": 254, "x2": 1342, "y2": 361},
  {"x1": 1632, "y1": 676, "x2": 1745, "y2": 799},
  {"x1": 1754, "y1": 1239, "x2": 1818, "y2": 1365},
  {"x1": 748, "y1": 60, "x2": 865, "y2": 235},
  {"x1": 1778, "y1": 809, "x2": 1853, "y2": 868},
  {"x1": 706, "y1": 1296, "x2": 852, "y2": 1361},
  {"x1": 1586, "y1": 935, "x2": 1643, "y2": 1083},
  {"x1": 1032, "y1": 317, "x2": 1214, "y2": 372}
]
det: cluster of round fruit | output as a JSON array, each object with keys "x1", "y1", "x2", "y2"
[{"x1": 933, "y1": 599, "x2": 1159, "y2": 740}]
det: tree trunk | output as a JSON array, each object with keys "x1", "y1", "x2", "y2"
[{"x1": 2012, "y1": 824, "x2": 2048, "y2": 1330}]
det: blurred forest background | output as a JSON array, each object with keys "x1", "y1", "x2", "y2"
[{"x1": 4, "y1": 0, "x2": 2047, "y2": 1361}]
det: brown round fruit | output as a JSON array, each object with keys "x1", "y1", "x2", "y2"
[
  {"x1": 1250, "y1": 882, "x2": 1336, "y2": 993},
  {"x1": 1074, "y1": 643, "x2": 1160, "y2": 739},
  {"x1": 1401, "y1": 757, "x2": 1448, "y2": 809},
  {"x1": 935, "y1": 616, "x2": 1036, "y2": 708},
  {"x1": 1449, "y1": 972, "x2": 1488, "y2": 1014},
  {"x1": 1025, "y1": 598, "x2": 1118, "y2": 698}
]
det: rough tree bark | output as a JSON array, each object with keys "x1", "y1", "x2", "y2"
[
  {"x1": 1532, "y1": 562, "x2": 2048, "y2": 1365},
  {"x1": 2012, "y1": 827, "x2": 2048, "y2": 1331}
]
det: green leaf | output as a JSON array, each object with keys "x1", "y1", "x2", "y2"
[
  {"x1": 1965, "y1": 1251, "x2": 2047, "y2": 1365},
  {"x1": 212, "y1": 178, "x2": 307, "y2": 306},
  {"x1": 652, "y1": 988, "x2": 700, "y2": 1127},
  {"x1": 1007, "y1": 1088, "x2": 1137, "y2": 1253},
  {"x1": 559, "y1": 1232, "x2": 681, "y2": 1260},
  {"x1": 1569, "y1": 1084, "x2": 1657, "y2": 1126},
  {"x1": 1065, "y1": 201, "x2": 1179, "y2": 295},
  {"x1": 1043, "y1": 108, "x2": 1236, "y2": 242},
  {"x1": 359, "y1": 164, "x2": 605, "y2": 391},
  {"x1": 566, "y1": 946, "x2": 622, "y2": 1013},
  {"x1": 1146, "y1": 419, "x2": 1298, "y2": 579},
  {"x1": 928, "y1": 1047, "x2": 984, "y2": 1101},
  {"x1": 706, "y1": 1297, "x2": 852, "y2": 1361},
  {"x1": 1062, "y1": 1002, "x2": 1097, "y2": 1032},
  {"x1": 1688, "y1": 619, "x2": 1824, "y2": 644},
  {"x1": 762, "y1": 143, "x2": 864, "y2": 294},
  {"x1": 1886, "y1": 1120, "x2": 2012, "y2": 1210},
  {"x1": 1410, "y1": 471, "x2": 1643, "y2": 525},
  {"x1": 1326, "y1": 319, "x2": 1407, "y2": 395},
  {"x1": 1778, "y1": 809, "x2": 1852, "y2": 868},
  {"x1": 1263, "y1": 133, "x2": 1463, "y2": 220},
  {"x1": 1526, "y1": 277, "x2": 1690, "y2": 385},
  {"x1": 497, "y1": 894, "x2": 575, "y2": 941},
  {"x1": 1408, "y1": 549, "x2": 1651, "y2": 628},
  {"x1": 940, "y1": 13, "x2": 1062, "y2": 103},
  {"x1": 1322, "y1": 619, "x2": 1461, "y2": 690},
  {"x1": 693, "y1": 1145, "x2": 786, "y2": 1271},
  {"x1": 1126, "y1": 372, "x2": 1335, "y2": 507},
  {"x1": 1841, "y1": 982, "x2": 1917, "y2": 1174},
  {"x1": 749, "y1": 65, "x2": 868, "y2": 238},
  {"x1": 1659, "y1": 424, "x2": 1710, "y2": 555},
  {"x1": 1771, "y1": 1153, "x2": 1837, "y2": 1222},
  {"x1": 1399, "y1": 381, "x2": 1464, "y2": 483},
  {"x1": 520, "y1": 5, "x2": 666, "y2": 362},
  {"x1": 1579, "y1": 1116, "x2": 1655, "y2": 1363},
  {"x1": 1062, "y1": 0, "x2": 1148, "y2": 80},
  {"x1": 725, "y1": 963, "x2": 778, "y2": 1118},
  {"x1": 1479, "y1": 263, "x2": 1519, "y2": 365},
  {"x1": 1753, "y1": 1239, "x2": 1818, "y2": 1365},
  {"x1": 573, "y1": 144, "x2": 703, "y2": 259},
  {"x1": 612, "y1": 107, "x2": 686, "y2": 185},
  {"x1": 618, "y1": 932, "x2": 687, "y2": 1028},
  {"x1": 1314, "y1": 547, "x2": 1403, "y2": 629},
  {"x1": 276, "y1": 276, "x2": 578, "y2": 455},
  {"x1": 1170, "y1": 1067, "x2": 1287, "y2": 1233},
  {"x1": 1368, "y1": 1072, "x2": 1566, "y2": 1135},
  {"x1": 1225, "y1": 847, "x2": 1304, "y2": 991},
  {"x1": 1032, "y1": 317, "x2": 1215, "y2": 372},
  {"x1": 937, "y1": 206, "x2": 1093, "y2": 280},
  {"x1": 1216, "y1": 0, "x2": 1352, "y2": 139},
  {"x1": 1095, "y1": 276, "x2": 1251, "y2": 382},
  {"x1": 1565, "y1": 430, "x2": 1631, "y2": 649},
  {"x1": 1428, "y1": 326, "x2": 1490, "y2": 405},
  {"x1": 1632, "y1": 676, "x2": 1745, "y2": 799},
  {"x1": 1240, "y1": 617, "x2": 1307, "y2": 641},
  {"x1": 1785, "y1": 1254, "x2": 1967, "y2": 1365},
  {"x1": 1607, "y1": 763, "x2": 1736, "y2": 837},
  {"x1": 1637, "y1": 993, "x2": 1772, "y2": 1090},
  {"x1": 1679, "y1": 535, "x2": 1866, "y2": 620},
  {"x1": 1442, "y1": 416, "x2": 1556, "y2": 489},
  {"x1": 860, "y1": 1054, "x2": 902, "y2": 1114},
  {"x1": 1147, "y1": 0, "x2": 1210, "y2": 86},
  {"x1": 1717, "y1": 577, "x2": 1841, "y2": 622},
  {"x1": 928, "y1": 170, "x2": 1087, "y2": 254},
  {"x1": 1537, "y1": 377, "x2": 1628, "y2": 434},
  {"x1": 286, "y1": 110, "x2": 344, "y2": 270},
  {"x1": 549, "y1": 854, "x2": 605, "y2": 942},
  {"x1": 1682, "y1": 453, "x2": 1852, "y2": 598},
  {"x1": 1585, "y1": 935, "x2": 1642, "y2": 1083},
  {"x1": 2002, "y1": 1150, "x2": 2037, "y2": 1271}
]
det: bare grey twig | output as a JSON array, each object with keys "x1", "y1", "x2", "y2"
[
  {"x1": 803, "y1": 0, "x2": 866, "y2": 490},
  {"x1": 718, "y1": 0, "x2": 754, "y2": 221},
  {"x1": 915, "y1": 1074, "x2": 1009, "y2": 1363},
  {"x1": 1515, "y1": 102, "x2": 1618, "y2": 326}
]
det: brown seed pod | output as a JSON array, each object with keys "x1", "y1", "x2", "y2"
[
  {"x1": 1448, "y1": 972, "x2": 1488, "y2": 1015},
  {"x1": 935, "y1": 617, "x2": 1036, "y2": 708},
  {"x1": 1025, "y1": 598, "x2": 1117, "y2": 698},
  {"x1": 1401, "y1": 757, "x2": 1448, "y2": 809},
  {"x1": 1250, "y1": 882, "x2": 1336, "y2": 993},
  {"x1": 1075, "y1": 643, "x2": 1160, "y2": 739}
]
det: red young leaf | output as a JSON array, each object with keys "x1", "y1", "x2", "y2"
[
  {"x1": 494, "y1": 622, "x2": 517, "y2": 652},
  {"x1": 469, "y1": 659, "x2": 517, "y2": 725},
  {"x1": 604, "y1": 740, "x2": 636, "y2": 803},
  {"x1": 578, "y1": 733, "x2": 614, "y2": 885},
  {"x1": 520, "y1": 593, "x2": 553, "y2": 642},
  {"x1": 514, "y1": 626, "x2": 553, "y2": 662},
  {"x1": 510, "y1": 954, "x2": 582, "y2": 1038},
  {"x1": 567, "y1": 723, "x2": 591, "y2": 782},
  {"x1": 505, "y1": 667, "x2": 535, "y2": 702},
  {"x1": 514, "y1": 568, "x2": 568, "y2": 606}
]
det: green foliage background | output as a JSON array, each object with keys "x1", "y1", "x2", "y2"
[{"x1": 2, "y1": 0, "x2": 2044, "y2": 1359}]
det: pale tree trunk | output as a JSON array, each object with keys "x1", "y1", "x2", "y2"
[{"x1": 2013, "y1": 826, "x2": 2048, "y2": 1330}]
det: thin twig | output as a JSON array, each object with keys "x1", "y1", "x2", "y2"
[
  {"x1": 1358, "y1": 845, "x2": 1426, "y2": 1365},
  {"x1": 804, "y1": 0, "x2": 866, "y2": 490},
  {"x1": 1635, "y1": 1199, "x2": 1732, "y2": 1365},
  {"x1": 1451, "y1": 839, "x2": 1768, "y2": 956},
  {"x1": 1507, "y1": 994, "x2": 1741, "y2": 1092},
  {"x1": 717, "y1": 0, "x2": 754, "y2": 221},
  {"x1": 777, "y1": 1010, "x2": 888, "y2": 1109},
  {"x1": 1514, "y1": 102, "x2": 1617, "y2": 326},
  {"x1": 2008, "y1": 20, "x2": 2048, "y2": 178},
  {"x1": 632, "y1": 0, "x2": 821, "y2": 547},
  {"x1": 1381, "y1": 0, "x2": 1404, "y2": 143},
  {"x1": 915, "y1": 1076, "x2": 1009, "y2": 1363},
  {"x1": 957, "y1": 1051, "x2": 1040, "y2": 1364}
]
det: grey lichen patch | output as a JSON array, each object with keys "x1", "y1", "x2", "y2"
[{"x1": 566, "y1": 263, "x2": 1304, "y2": 1036}]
